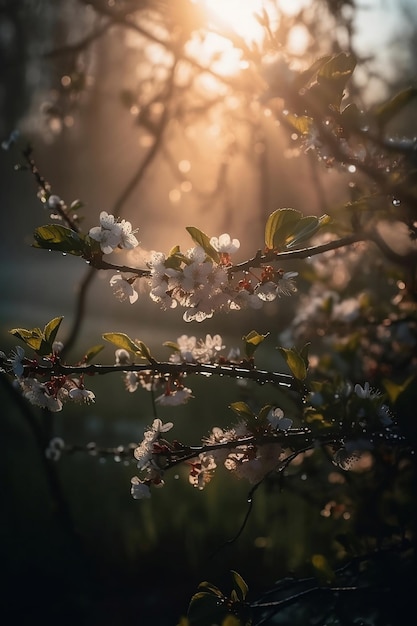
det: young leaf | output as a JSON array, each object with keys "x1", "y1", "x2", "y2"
[
  {"x1": 198, "y1": 581, "x2": 224, "y2": 598},
  {"x1": 299, "y1": 343, "x2": 311, "y2": 371},
  {"x1": 229, "y1": 402, "x2": 255, "y2": 420},
  {"x1": 33, "y1": 225, "x2": 86, "y2": 256},
  {"x1": 285, "y1": 216, "x2": 320, "y2": 248},
  {"x1": 230, "y1": 570, "x2": 248, "y2": 602},
  {"x1": 84, "y1": 344, "x2": 105, "y2": 363},
  {"x1": 312, "y1": 553, "x2": 336, "y2": 584},
  {"x1": 242, "y1": 330, "x2": 269, "y2": 359},
  {"x1": 257, "y1": 404, "x2": 274, "y2": 425},
  {"x1": 136, "y1": 340, "x2": 154, "y2": 363},
  {"x1": 373, "y1": 86, "x2": 417, "y2": 130},
  {"x1": 163, "y1": 341, "x2": 180, "y2": 352},
  {"x1": 293, "y1": 55, "x2": 332, "y2": 92},
  {"x1": 9, "y1": 327, "x2": 43, "y2": 352},
  {"x1": 285, "y1": 114, "x2": 313, "y2": 136},
  {"x1": 316, "y1": 52, "x2": 356, "y2": 108},
  {"x1": 103, "y1": 332, "x2": 143, "y2": 355},
  {"x1": 187, "y1": 591, "x2": 226, "y2": 626},
  {"x1": 382, "y1": 375, "x2": 414, "y2": 404},
  {"x1": 165, "y1": 245, "x2": 186, "y2": 270},
  {"x1": 43, "y1": 316, "x2": 64, "y2": 345},
  {"x1": 185, "y1": 226, "x2": 220, "y2": 263},
  {"x1": 278, "y1": 347, "x2": 307, "y2": 380},
  {"x1": 265, "y1": 208, "x2": 302, "y2": 250}
]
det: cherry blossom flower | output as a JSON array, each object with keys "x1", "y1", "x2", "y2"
[
  {"x1": 110, "y1": 274, "x2": 139, "y2": 304},
  {"x1": 229, "y1": 289, "x2": 263, "y2": 311},
  {"x1": 277, "y1": 272, "x2": 298, "y2": 296},
  {"x1": 354, "y1": 382, "x2": 373, "y2": 399},
  {"x1": 45, "y1": 437, "x2": 65, "y2": 461},
  {"x1": 254, "y1": 281, "x2": 279, "y2": 302},
  {"x1": 169, "y1": 335, "x2": 198, "y2": 363},
  {"x1": 68, "y1": 387, "x2": 95, "y2": 404},
  {"x1": 119, "y1": 219, "x2": 139, "y2": 249},
  {"x1": 203, "y1": 427, "x2": 237, "y2": 465},
  {"x1": 189, "y1": 454, "x2": 217, "y2": 490},
  {"x1": 47, "y1": 195, "x2": 64, "y2": 211},
  {"x1": 19, "y1": 377, "x2": 63, "y2": 412},
  {"x1": 131, "y1": 477, "x2": 151, "y2": 499},
  {"x1": 156, "y1": 387, "x2": 193, "y2": 406},
  {"x1": 124, "y1": 372, "x2": 140, "y2": 392},
  {"x1": 115, "y1": 349, "x2": 131, "y2": 365},
  {"x1": 134, "y1": 419, "x2": 173, "y2": 469},
  {"x1": 180, "y1": 259, "x2": 213, "y2": 292},
  {"x1": 210, "y1": 233, "x2": 240, "y2": 254},
  {"x1": 10, "y1": 345, "x2": 25, "y2": 377},
  {"x1": 229, "y1": 442, "x2": 284, "y2": 484},
  {"x1": 267, "y1": 407, "x2": 293, "y2": 430},
  {"x1": 89, "y1": 211, "x2": 123, "y2": 254}
]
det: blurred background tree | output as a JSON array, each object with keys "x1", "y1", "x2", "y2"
[{"x1": 0, "y1": 1, "x2": 415, "y2": 624}]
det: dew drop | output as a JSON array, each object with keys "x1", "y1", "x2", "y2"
[{"x1": 392, "y1": 198, "x2": 401, "y2": 206}]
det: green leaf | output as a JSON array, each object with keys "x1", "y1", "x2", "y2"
[
  {"x1": 84, "y1": 344, "x2": 104, "y2": 363},
  {"x1": 186, "y1": 227, "x2": 220, "y2": 263},
  {"x1": 136, "y1": 340, "x2": 154, "y2": 363},
  {"x1": 373, "y1": 87, "x2": 417, "y2": 129},
  {"x1": 242, "y1": 330, "x2": 269, "y2": 359},
  {"x1": 103, "y1": 332, "x2": 143, "y2": 356},
  {"x1": 9, "y1": 327, "x2": 43, "y2": 352},
  {"x1": 43, "y1": 316, "x2": 64, "y2": 344},
  {"x1": 188, "y1": 591, "x2": 226, "y2": 626},
  {"x1": 198, "y1": 582, "x2": 224, "y2": 598},
  {"x1": 293, "y1": 56, "x2": 332, "y2": 91},
  {"x1": 299, "y1": 343, "x2": 311, "y2": 370},
  {"x1": 231, "y1": 571, "x2": 248, "y2": 602},
  {"x1": 312, "y1": 553, "x2": 335, "y2": 584},
  {"x1": 316, "y1": 52, "x2": 356, "y2": 108},
  {"x1": 33, "y1": 225, "x2": 87, "y2": 256},
  {"x1": 9, "y1": 317, "x2": 64, "y2": 356},
  {"x1": 382, "y1": 376, "x2": 414, "y2": 404},
  {"x1": 278, "y1": 347, "x2": 307, "y2": 380},
  {"x1": 163, "y1": 341, "x2": 180, "y2": 352},
  {"x1": 318, "y1": 52, "x2": 356, "y2": 84},
  {"x1": 229, "y1": 402, "x2": 255, "y2": 420},
  {"x1": 340, "y1": 103, "x2": 363, "y2": 131},
  {"x1": 264, "y1": 208, "x2": 302, "y2": 250},
  {"x1": 165, "y1": 245, "x2": 186, "y2": 270},
  {"x1": 257, "y1": 404, "x2": 274, "y2": 425},
  {"x1": 285, "y1": 216, "x2": 320, "y2": 248},
  {"x1": 285, "y1": 114, "x2": 313, "y2": 136}
]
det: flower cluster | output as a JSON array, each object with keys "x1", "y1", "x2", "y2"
[
  {"x1": 7, "y1": 346, "x2": 95, "y2": 412},
  {"x1": 147, "y1": 236, "x2": 298, "y2": 322},
  {"x1": 131, "y1": 407, "x2": 293, "y2": 498},
  {"x1": 131, "y1": 418, "x2": 173, "y2": 498},
  {"x1": 115, "y1": 334, "x2": 229, "y2": 406},
  {"x1": 17, "y1": 374, "x2": 95, "y2": 412},
  {"x1": 89, "y1": 211, "x2": 139, "y2": 254}
]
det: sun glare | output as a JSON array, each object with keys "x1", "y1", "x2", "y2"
[
  {"x1": 201, "y1": 0, "x2": 265, "y2": 42},
  {"x1": 185, "y1": 0, "x2": 266, "y2": 79}
]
